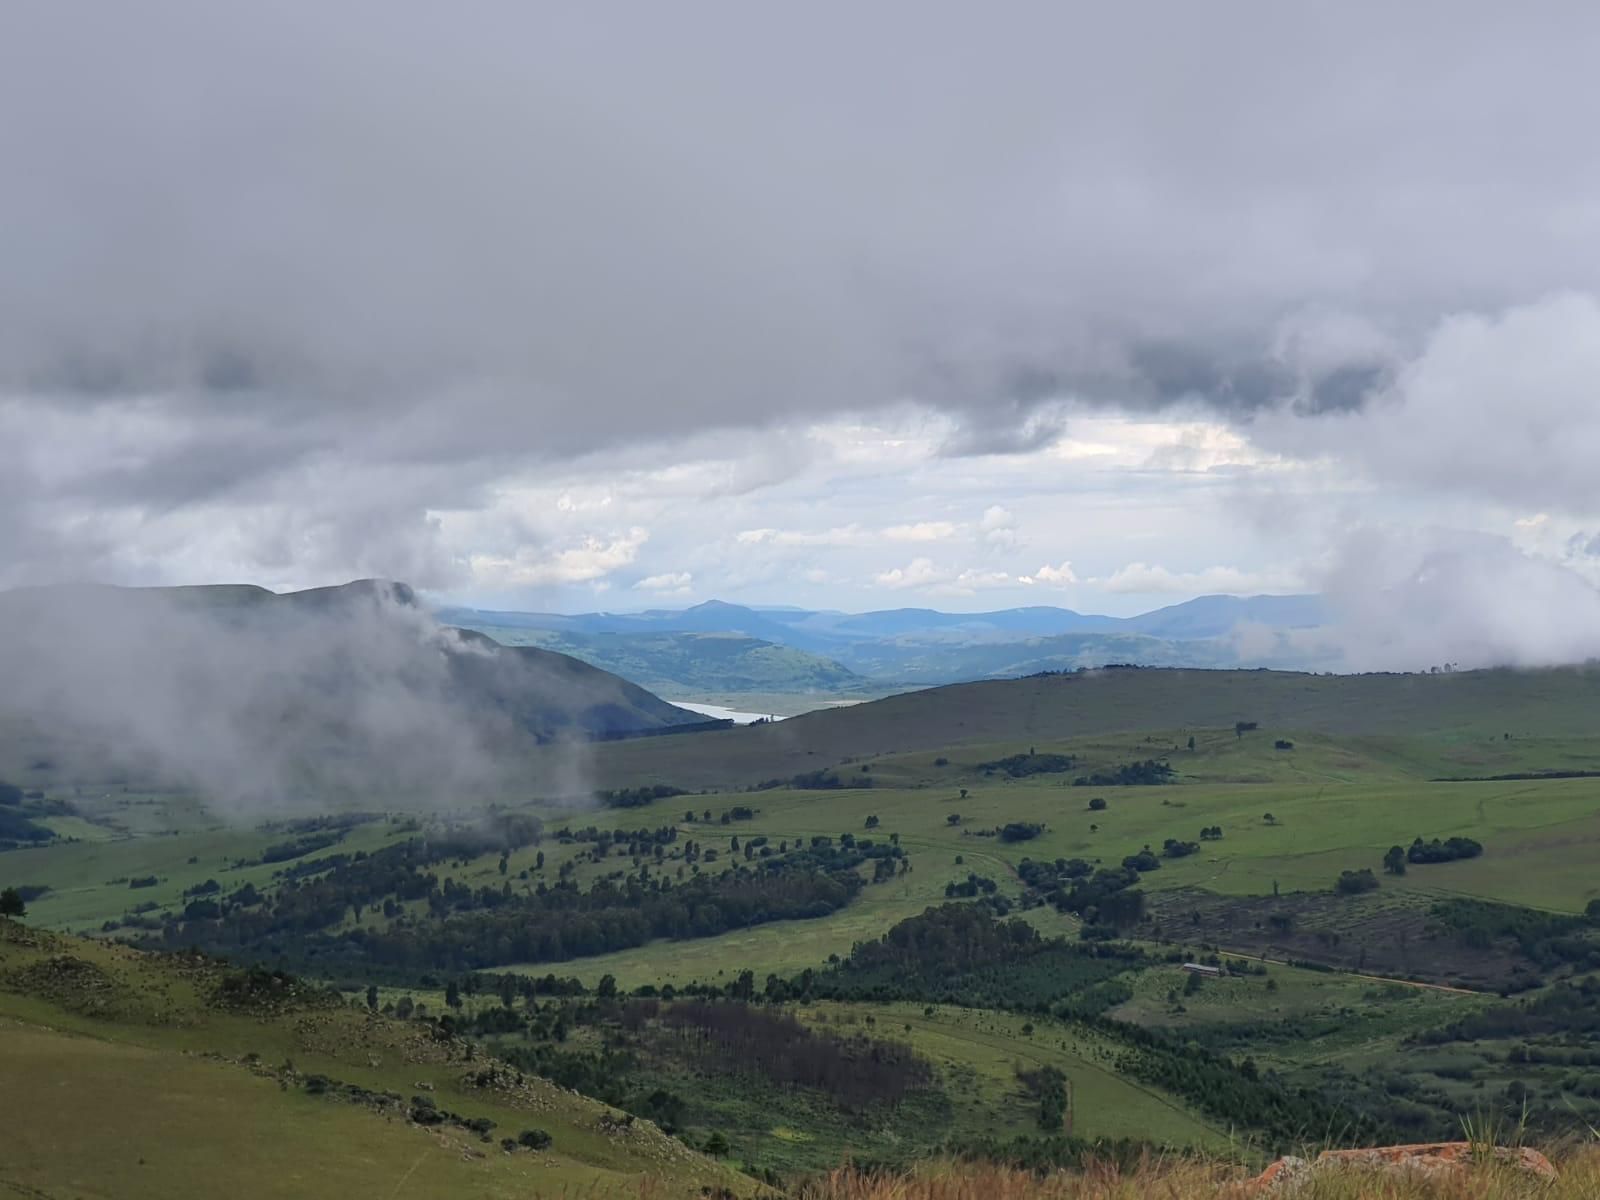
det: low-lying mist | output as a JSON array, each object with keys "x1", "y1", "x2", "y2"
[{"x1": 0, "y1": 581, "x2": 546, "y2": 818}]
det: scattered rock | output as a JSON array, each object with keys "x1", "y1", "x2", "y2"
[{"x1": 1253, "y1": 1142, "x2": 1558, "y2": 1192}]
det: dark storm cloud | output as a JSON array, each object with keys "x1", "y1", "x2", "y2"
[{"x1": 4, "y1": 1, "x2": 1600, "y2": 580}]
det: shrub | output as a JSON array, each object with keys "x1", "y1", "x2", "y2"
[
  {"x1": 518, "y1": 1128, "x2": 553, "y2": 1150},
  {"x1": 999, "y1": 822, "x2": 1044, "y2": 843},
  {"x1": 1121, "y1": 847, "x2": 1161, "y2": 872},
  {"x1": 1408, "y1": 836, "x2": 1484, "y2": 865},
  {"x1": 1336, "y1": 868, "x2": 1380, "y2": 895}
]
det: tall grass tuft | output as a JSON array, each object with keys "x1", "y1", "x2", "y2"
[{"x1": 785, "y1": 1150, "x2": 1600, "y2": 1200}]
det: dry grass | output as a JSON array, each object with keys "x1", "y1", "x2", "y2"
[{"x1": 786, "y1": 1150, "x2": 1600, "y2": 1200}]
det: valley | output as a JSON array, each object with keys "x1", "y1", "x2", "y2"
[{"x1": 7, "y1": 658, "x2": 1600, "y2": 1195}]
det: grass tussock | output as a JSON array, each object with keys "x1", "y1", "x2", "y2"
[{"x1": 787, "y1": 1150, "x2": 1600, "y2": 1200}]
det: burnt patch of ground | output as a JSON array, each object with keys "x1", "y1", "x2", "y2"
[{"x1": 1145, "y1": 888, "x2": 1530, "y2": 990}]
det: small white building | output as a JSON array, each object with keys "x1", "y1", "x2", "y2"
[{"x1": 1181, "y1": 962, "x2": 1223, "y2": 977}]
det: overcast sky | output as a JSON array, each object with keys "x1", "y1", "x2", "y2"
[{"x1": 5, "y1": 3, "x2": 1600, "y2": 650}]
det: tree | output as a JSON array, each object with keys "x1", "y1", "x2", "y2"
[
  {"x1": 1336, "y1": 868, "x2": 1380, "y2": 895},
  {"x1": 1187, "y1": 736, "x2": 1196, "y2": 751},
  {"x1": 596, "y1": 973, "x2": 618, "y2": 999},
  {"x1": 704, "y1": 1131, "x2": 730, "y2": 1157},
  {"x1": 1263, "y1": 813, "x2": 1277, "y2": 826},
  {"x1": 1383, "y1": 845, "x2": 1407, "y2": 875},
  {"x1": 946, "y1": 813, "x2": 961, "y2": 825},
  {"x1": 1087, "y1": 797, "x2": 1107, "y2": 812},
  {"x1": 0, "y1": 887, "x2": 24, "y2": 918},
  {"x1": 864, "y1": 815, "x2": 880, "y2": 829},
  {"x1": 366, "y1": 984, "x2": 379, "y2": 1011},
  {"x1": 445, "y1": 980, "x2": 463, "y2": 1010}
]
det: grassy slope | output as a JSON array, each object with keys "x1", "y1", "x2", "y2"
[
  {"x1": 794, "y1": 1002, "x2": 1228, "y2": 1151},
  {"x1": 519, "y1": 748, "x2": 1600, "y2": 991},
  {"x1": 11, "y1": 812, "x2": 416, "y2": 934},
  {"x1": 465, "y1": 625, "x2": 870, "y2": 698},
  {"x1": 519, "y1": 666, "x2": 1600, "y2": 793},
  {"x1": 0, "y1": 920, "x2": 748, "y2": 1200},
  {"x1": 10, "y1": 667, "x2": 1600, "y2": 1184}
]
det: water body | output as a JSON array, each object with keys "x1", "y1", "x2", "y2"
[{"x1": 673, "y1": 701, "x2": 784, "y2": 725}]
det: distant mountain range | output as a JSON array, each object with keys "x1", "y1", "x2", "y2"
[{"x1": 436, "y1": 594, "x2": 1334, "y2": 697}]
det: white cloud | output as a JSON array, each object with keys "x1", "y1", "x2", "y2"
[
  {"x1": 873, "y1": 557, "x2": 945, "y2": 590},
  {"x1": 736, "y1": 524, "x2": 873, "y2": 547},
  {"x1": 469, "y1": 528, "x2": 648, "y2": 586},
  {"x1": 633, "y1": 571, "x2": 693, "y2": 595},
  {"x1": 884, "y1": 521, "x2": 959, "y2": 542},
  {"x1": 980, "y1": 505, "x2": 1014, "y2": 531},
  {"x1": 1096, "y1": 562, "x2": 1302, "y2": 595},
  {"x1": 1020, "y1": 561, "x2": 1078, "y2": 587},
  {"x1": 979, "y1": 505, "x2": 1021, "y2": 551},
  {"x1": 1253, "y1": 294, "x2": 1600, "y2": 517},
  {"x1": 873, "y1": 558, "x2": 1018, "y2": 596}
]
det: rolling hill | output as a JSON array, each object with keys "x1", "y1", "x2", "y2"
[
  {"x1": 464, "y1": 627, "x2": 869, "y2": 699},
  {"x1": 439, "y1": 594, "x2": 1334, "y2": 694},
  {"x1": 519, "y1": 663, "x2": 1600, "y2": 792}
]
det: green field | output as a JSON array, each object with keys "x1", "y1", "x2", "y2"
[
  {"x1": 8, "y1": 666, "x2": 1600, "y2": 1193},
  {"x1": 794, "y1": 1002, "x2": 1228, "y2": 1149}
]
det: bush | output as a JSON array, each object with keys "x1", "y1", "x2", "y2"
[
  {"x1": 999, "y1": 822, "x2": 1044, "y2": 843},
  {"x1": 1087, "y1": 797, "x2": 1107, "y2": 812},
  {"x1": 518, "y1": 1128, "x2": 553, "y2": 1150},
  {"x1": 1407, "y1": 836, "x2": 1484, "y2": 865},
  {"x1": 1121, "y1": 847, "x2": 1161, "y2": 872},
  {"x1": 1073, "y1": 760, "x2": 1175, "y2": 787},
  {"x1": 1336, "y1": 868, "x2": 1380, "y2": 895}
]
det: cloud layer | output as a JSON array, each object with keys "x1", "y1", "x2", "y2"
[{"x1": 4, "y1": 4, "x2": 1600, "y2": 669}]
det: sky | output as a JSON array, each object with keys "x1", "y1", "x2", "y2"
[{"x1": 6, "y1": 3, "x2": 1600, "y2": 650}]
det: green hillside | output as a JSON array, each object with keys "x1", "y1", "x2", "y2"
[
  {"x1": 9, "y1": 664, "x2": 1600, "y2": 1193},
  {"x1": 464, "y1": 626, "x2": 871, "y2": 698},
  {"x1": 0, "y1": 918, "x2": 748, "y2": 1199},
  {"x1": 519, "y1": 665, "x2": 1600, "y2": 792}
]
